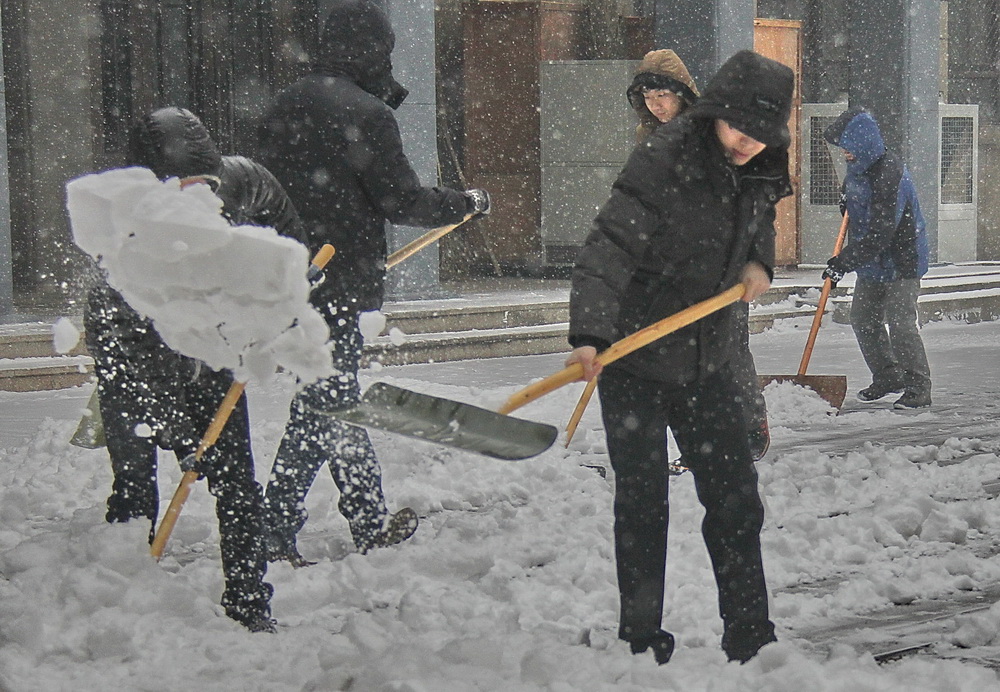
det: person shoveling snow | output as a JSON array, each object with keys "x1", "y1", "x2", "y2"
[{"x1": 66, "y1": 107, "x2": 331, "y2": 632}]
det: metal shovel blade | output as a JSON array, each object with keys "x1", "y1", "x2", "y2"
[
  {"x1": 758, "y1": 374, "x2": 848, "y2": 411},
  {"x1": 315, "y1": 382, "x2": 558, "y2": 461}
]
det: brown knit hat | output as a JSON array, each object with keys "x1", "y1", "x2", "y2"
[{"x1": 626, "y1": 49, "x2": 700, "y2": 111}]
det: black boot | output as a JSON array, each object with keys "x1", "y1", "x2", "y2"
[
  {"x1": 628, "y1": 629, "x2": 675, "y2": 665},
  {"x1": 893, "y1": 388, "x2": 931, "y2": 409},
  {"x1": 748, "y1": 420, "x2": 770, "y2": 461},
  {"x1": 722, "y1": 620, "x2": 776, "y2": 663},
  {"x1": 857, "y1": 378, "x2": 905, "y2": 402},
  {"x1": 364, "y1": 508, "x2": 419, "y2": 553}
]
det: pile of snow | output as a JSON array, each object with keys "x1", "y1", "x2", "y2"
[{"x1": 66, "y1": 167, "x2": 332, "y2": 383}]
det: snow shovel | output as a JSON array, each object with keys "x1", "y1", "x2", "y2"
[
  {"x1": 326, "y1": 382, "x2": 558, "y2": 461},
  {"x1": 506, "y1": 284, "x2": 747, "y2": 429},
  {"x1": 758, "y1": 213, "x2": 850, "y2": 410},
  {"x1": 69, "y1": 386, "x2": 106, "y2": 449},
  {"x1": 150, "y1": 243, "x2": 336, "y2": 560}
]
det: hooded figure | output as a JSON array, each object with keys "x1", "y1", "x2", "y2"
[
  {"x1": 626, "y1": 49, "x2": 770, "y2": 461},
  {"x1": 257, "y1": 0, "x2": 489, "y2": 565},
  {"x1": 566, "y1": 50, "x2": 793, "y2": 665},
  {"x1": 626, "y1": 49, "x2": 700, "y2": 142},
  {"x1": 85, "y1": 106, "x2": 304, "y2": 632},
  {"x1": 822, "y1": 107, "x2": 932, "y2": 408}
]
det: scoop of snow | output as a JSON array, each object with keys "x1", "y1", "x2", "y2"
[{"x1": 66, "y1": 167, "x2": 332, "y2": 383}]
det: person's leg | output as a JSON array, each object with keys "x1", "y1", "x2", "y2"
[
  {"x1": 96, "y1": 376, "x2": 159, "y2": 530},
  {"x1": 667, "y1": 367, "x2": 775, "y2": 662},
  {"x1": 598, "y1": 369, "x2": 673, "y2": 662},
  {"x1": 851, "y1": 279, "x2": 906, "y2": 398},
  {"x1": 884, "y1": 279, "x2": 931, "y2": 407},
  {"x1": 262, "y1": 313, "x2": 395, "y2": 557},
  {"x1": 189, "y1": 380, "x2": 273, "y2": 631}
]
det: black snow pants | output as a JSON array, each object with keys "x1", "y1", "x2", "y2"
[
  {"x1": 597, "y1": 364, "x2": 775, "y2": 660},
  {"x1": 97, "y1": 367, "x2": 272, "y2": 623},
  {"x1": 262, "y1": 309, "x2": 389, "y2": 553}
]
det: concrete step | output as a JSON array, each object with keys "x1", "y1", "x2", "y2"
[
  {"x1": 0, "y1": 356, "x2": 94, "y2": 392},
  {"x1": 4, "y1": 266, "x2": 1000, "y2": 392}
]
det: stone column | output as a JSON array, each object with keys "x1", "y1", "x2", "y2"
[
  {"x1": 0, "y1": 7, "x2": 12, "y2": 318},
  {"x1": 848, "y1": 0, "x2": 940, "y2": 260}
]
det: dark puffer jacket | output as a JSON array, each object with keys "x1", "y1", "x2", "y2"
[
  {"x1": 86, "y1": 109, "x2": 304, "y2": 447},
  {"x1": 260, "y1": 0, "x2": 469, "y2": 316},
  {"x1": 824, "y1": 108, "x2": 928, "y2": 282},
  {"x1": 570, "y1": 51, "x2": 793, "y2": 386}
]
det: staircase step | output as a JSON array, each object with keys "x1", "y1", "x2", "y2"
[
  {"x1": 0, "y1": 356, "x2": 94, "y2": 392},
  {"x1": 4, "y1": 265, "x2": 1000, "y2": 392},
  {"x1": 383, "y1": 300, "x2": 567, "y2": 335},
  {"x1": 363, "y1": 323, "x2": 569, "y2": 367},
  {"x1": 0, "y1": 321, "x2": 87, "y2": 359}
]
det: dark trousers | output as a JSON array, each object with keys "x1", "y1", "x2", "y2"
[
  {"x1": 262, "y1": 312, "x2": 388, "y2": 552},
  {"x1": 850, "y1": 278, "x2": 931, "y2": 392},
  {"x1": 598, "y1": 365, "x2": 773, "y2": 654},
  {"x1": 97, "y1": 370, "x2": 271, "y2": 620}
]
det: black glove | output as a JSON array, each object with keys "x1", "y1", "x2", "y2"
[
  {"x1": 178, "y1": 446, "x2": 221, "y2": 479},
  {"x1": 822, "y1": 262, "x2": 846, "y2": 286},
  {"x1": 464, "y1": 188, "x2": 491, "y2": 216}
]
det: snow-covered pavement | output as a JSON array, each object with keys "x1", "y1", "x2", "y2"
[{"x1": 2, "y1": 313, "x2": 1000, "y2": 690}]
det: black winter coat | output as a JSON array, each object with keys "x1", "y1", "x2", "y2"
[
  {"x1": 260, "y1": 0, "x2": 468, "y2": 316},
  {"x1": 569, "y1": 114, "x2": 791, "y2": 386},
  {"x1": 84, "y1": 155, "x2": 304, "y2": 447}
]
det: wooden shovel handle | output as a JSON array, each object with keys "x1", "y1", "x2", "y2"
[
  {"x1": 386, "y1": 214, "x2": 475, "y2": 269},
  {"x1": 150, "y1": 243, "x2": 336, "y2": 560},
  {"x1": 498, "y1": 284, "x2": 746, "y2": 415},
  {"x1": 797, "y1": 213, "x2": 848, "y2": 377},
  {"x1": 564, "y1": 377, "x2": 598, "y2": 447}
]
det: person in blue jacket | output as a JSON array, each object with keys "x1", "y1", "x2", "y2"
[{"x1": 823, "y1": 108, "x2": 931, "y2": 409}]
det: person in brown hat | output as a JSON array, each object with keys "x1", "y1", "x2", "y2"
[
  {"x1": 627, "y1": 50, "x2": 771, "y2": 465},
  {"x1": 566, "y1": 50, "x2": 794, "y2": 665},
  {"x1": 626, "y1": 49, "x2": 700, "y2": 142}
]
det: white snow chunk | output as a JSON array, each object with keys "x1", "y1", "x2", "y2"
[
  {"x1": 66, "y1": 167, "x2": 333, "y2": 383},
  {"x1": 358, "y1": 310, "x2": 387, "y2": 341},
  {"x1": 51, "y1": 317, "x2": 81, "y2": 354}
]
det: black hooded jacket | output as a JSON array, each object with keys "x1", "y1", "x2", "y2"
[
  {"x1": 260, "y1": 0, "x2": 468, "y2": 316},
  {"x1": 85, "y1": 108, "x2": 304, "y2": 447},
  {"x1": 569, "y1": 51, "x2": 793, "y2": 386}
]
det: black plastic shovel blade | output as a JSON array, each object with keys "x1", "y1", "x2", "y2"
[{"x1": 315, "y1": 382, "x2": 558, "y2": 461}]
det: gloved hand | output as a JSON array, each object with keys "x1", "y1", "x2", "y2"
[
  {"x1": 822, "y1": 262, "x2": 845, "y2": 286},
  {"x1": 178, "y1": 446, "x2": 221, "y2": 479},
  {"x1": 464, "y1": 188, "x2": 491, "y2": 216}
]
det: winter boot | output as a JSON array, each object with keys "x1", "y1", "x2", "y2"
[
  {"x1": 223, "y1": 582, "x2": 276, "y2": 633},
  {"x1": 857, "y1": 372, "x2": 906, "y2": 402},
  {"x1": 722, "y1": 620, "x2": 776, "y2": 663},
  {"x1": 366, "y1": 508, "x2": 419, "y2": 552},
  {"x1": 748, "y1": 420, "x2": 770, "y2": 461},
  {"x1": 893, "y1": 389, "x2": 931, "y2": 410},
  {"x1": 628, "y1": 629, "x2": 675, "y2": 665},
  {"x1": 263, "y1": 529, "x2": 315, "y2": 568}
]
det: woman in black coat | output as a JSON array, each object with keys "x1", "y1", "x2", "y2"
[
  {"x1": 567, "y1": 51, "x2": 794, "y2": 664},
  {"x1": 258, "y1": 0, "x2": 489, "y2": 563},
  {"x1": 84, "y1": 106, "x2": 303, "y2": 632}
]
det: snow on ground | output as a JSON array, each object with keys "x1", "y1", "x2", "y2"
[{"x1": 2, "y1": 315, "x2": 1000, "y2": 690}]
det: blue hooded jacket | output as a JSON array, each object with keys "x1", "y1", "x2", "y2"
[{"x1": 824, "y1": 109, "x2": 928, "y2": 281}]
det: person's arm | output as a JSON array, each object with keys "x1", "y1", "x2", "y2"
[
  {"x1": 358, "y1": 107, "x2": 470, "y2": 228},
  {"x1": 829, "y1": 157, "x2": 901, "y2": 273},
  {"x1": 218, "y1": 156, "x2": 306, "y2": 243}
]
